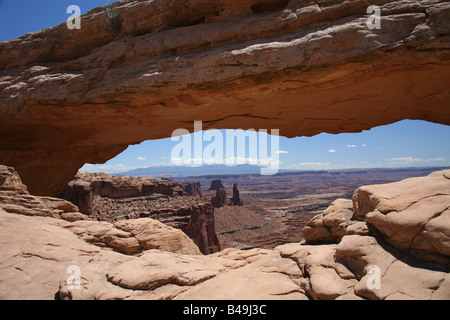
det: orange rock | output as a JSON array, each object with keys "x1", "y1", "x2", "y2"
[{"x1": 0, "y1": 0, "x2": 449, "y2": 195}]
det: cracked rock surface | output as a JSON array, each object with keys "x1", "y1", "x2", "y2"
[{"x1": 0, "y1": 165, "x2": 449, "y2": 299}]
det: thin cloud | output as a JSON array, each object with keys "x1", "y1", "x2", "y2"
[
  {"x1": 275, "y1": 150, "x2": 289, "y2": 154},
  {"x1": 391, "y1": 156, "x2": 446, "y2": 162},
  {"x1": 80, "y1": 163, "x2": 140, "y2": 173},
  {"x1": 391, "y1": 157, "x2": 422, "y2": 162},
  {"x1": 328, "y1": 149, "x2": 336, "y2": 153},
  {"x1": 137, "y1": 157, "x2": 146, "y2": 161},
  {"x1": 287, "y1": 162, "x2": 332, "y2": 170},
  {"x1": 346, "y1": 145, "x2": 357, "y2": 148}
]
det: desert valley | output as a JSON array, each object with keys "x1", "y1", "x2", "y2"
[
  {"x1": 57, "y1": 166, "x2": 450, "y2": 253},
  {"x1": 1, "y1": 164, "x2": 449, "y2": 300}
]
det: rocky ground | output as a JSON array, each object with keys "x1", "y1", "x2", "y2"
[
  {"x1": 198, "y1": 168, "x2": 450, "y2": 250},
  {"x1": 0, "y1": 164, "x2": 449, "y2": 300},
  {"x1": 57, "y1": 172, "x2": 220, "y2": 254}
]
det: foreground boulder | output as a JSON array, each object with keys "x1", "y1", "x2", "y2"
[
  {"x1": 58, "y1": 172, "x2": 221, "y2": 254},
  {"x1": 304, "y1": 170, "x2": 450, "y2": 265},
  {"x1": 0, "y1": 166, "x2": 449, "y2": 299},
  {"x1": 302, "y1": 198, "x2": 369, "y2": 243},
  {"x1": 67, "y1": 218, "x2": 202, "y2": 255},
  {"x1": 353, "y1": 170, "x2": 450, "y2": 264}
]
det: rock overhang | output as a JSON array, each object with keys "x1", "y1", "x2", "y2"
[{"x1": 0, "y1": 0, "x2": 449, "y2": 195}]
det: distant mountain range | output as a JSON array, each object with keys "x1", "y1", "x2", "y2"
[
  {"x1": 114, "y1": 164, "x2": 288, "y2": 177},
  {"x1": 113, "y1": 164, "x2": 450, "y2": 178}
]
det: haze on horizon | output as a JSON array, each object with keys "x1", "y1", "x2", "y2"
[{"x1": 81, "y1": 119, "x2": 450, "y2": 175}]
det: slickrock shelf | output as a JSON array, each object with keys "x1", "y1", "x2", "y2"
[{"x1": 0, "y1": 164, "x2": 449, "y2": 299}]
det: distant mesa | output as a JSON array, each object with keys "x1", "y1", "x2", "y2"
[{"x1": 209, "y1": 179, "x2": 225, "y2": 191}]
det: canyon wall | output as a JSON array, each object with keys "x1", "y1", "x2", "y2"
[
  {"x1": 1, "y1": 164, "x2": 448, "y2": 299},
  {"x1": 58, "y1": 173, "x2": 220, "y2": 254},
  {"x1": 0, "y1": 0, "x2": 449, "y2": 195}
]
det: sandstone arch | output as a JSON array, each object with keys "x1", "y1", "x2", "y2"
[{"x1": 0, "y1": 0, "x2": 449, "y2": 195}]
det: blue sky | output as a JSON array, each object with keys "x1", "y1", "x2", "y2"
[
  {"x1": 81, "y1": 119, "x2": 450, "y2": 173},
  {"x1": 0, "y1": 0, "x2": 108, "y2": 41},
  {"x1": 1, "y1": 1, "x2": 449, "y2": 173}
]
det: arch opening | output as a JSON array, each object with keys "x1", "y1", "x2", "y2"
[{"x1": 73, "y1": 120, "x2": 450, "y2": 250}]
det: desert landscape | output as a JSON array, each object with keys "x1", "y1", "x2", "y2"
[
  {"x1": 197, "y1": 167, "x2": 450, "y2": 249},
  {"x1": 1, "y1": 164, "x2": 449, "y2": 301},
  {"x1": 0, "y1": 0, "x2": 449, "y2": 302},
  {"x1": 57, "y1": 167, "x2": 450, "y2": 252}
]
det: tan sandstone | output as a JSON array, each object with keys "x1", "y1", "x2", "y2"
[{"x1": 1, "y1": 166, "x2": 449, "y2": 300}]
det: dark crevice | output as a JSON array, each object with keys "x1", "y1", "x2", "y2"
[
  {"x1": 251, "y1": 0, "x2": 290, "y2": 14},
  {"x1": 168, "y1": 16, "x2": 207, "y2": 28}
]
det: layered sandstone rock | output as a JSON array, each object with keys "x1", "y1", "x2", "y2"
[
  {"x1": 209, "y1": 180, "x2": 225, "y2": 191},
  {"x1": 230, "y1": 183, "x2": 243, "y2": 206},
  {"x1": 302, "y1": 198, "x2": 370, "y2": 244},
  {"x1": 211, "y1": 188, "x2": 227, "y2": 208},
  {"x1": 1, "y1": 0, "x2": 449, "y2": 195},
  {"x1": 0, "y1": 165, "x2": 203, "y2": 255},
  {"x1": 58, "y1": 172, "x2": 221, "y2": 254},
  {"x1": 0, "y1": 165, "x2": 28, "y2": 195},
  {"x1": 177, "y1": 181, "x2": 203, "y2": 197},
  {"x1": 303, "y1": 170, "x2": 450, "y2": 266},
  {"x1": 0, "y1": 165, "x2": 89, "y2": 222},
  {"x1": 1, "y1": 166, "x2": 449, "y2": 300},
  {"x1": 67, "y1": 217, "x2": 202, "y2": 256},
  {"x1": 58, "y1": 172, "x2": 184, "y2": 215},
  {"x1": 352, "y1": 170, "x2": 450, "y2": 264}
]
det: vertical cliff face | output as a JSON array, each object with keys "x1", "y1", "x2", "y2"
[
  {"x1": 230, "y1": 183, "x2": 243, "y2": 206},
  {"x1": 211, "y1": 188, "x2": 227, "y2": 208},
  {"x1": 177, "y1": 182, "x2": 203, "y2": 197},
  {"x1": 209, "y1": 180, "x2": 225, "y2": 191},
  {"x1": 179, "y1": 202, "x2": 221, "y2": 255},
  {"x1": 57, "y1": 173, "x2": 220, "y2": 254}
]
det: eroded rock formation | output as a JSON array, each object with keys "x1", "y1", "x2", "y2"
[
  {"x1": 230, "y1": 183, "x2": 243, "y2": 206},
  {"x1": 0, "y1": 165, "x2": 89, "y2": 222},
  {"x1": 209, "y1": 179, "x2": 225, "y2": 191},
  {"x1": 211, "y1": 188, "x2": 227, "y2": 208},
  {"x1": 58, "y1": 172, "x2": 183, "y2": 215},
  {"x1": 68, "y1": 218, "x2": 202, "y2": 256},
  {"x1": 0, "y1": 0, "x2": 449, "y2": 195},
  {"x1": 178, "y1": 181, "x2": 203, "y2": 197},
  {"x1": 1, "y1": 165, "x2": 449, "y2": 300},
  {"x1": 58, "y1": 172, "x2": 220, "y2": 254},
  {"x1": 303, "y1": 170, "x2": 450, "y2": 265}
]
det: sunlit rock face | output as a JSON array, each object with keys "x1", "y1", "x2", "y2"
[
  {"x1": 57, "y1": 172, "x2": 221, "y2": 254},
  {"x1": 1, "y1": 0, "x2": 449, "y2": 195},
  {"x1": 1, "y1": 166, "x2": 449, "y2": 300}
]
